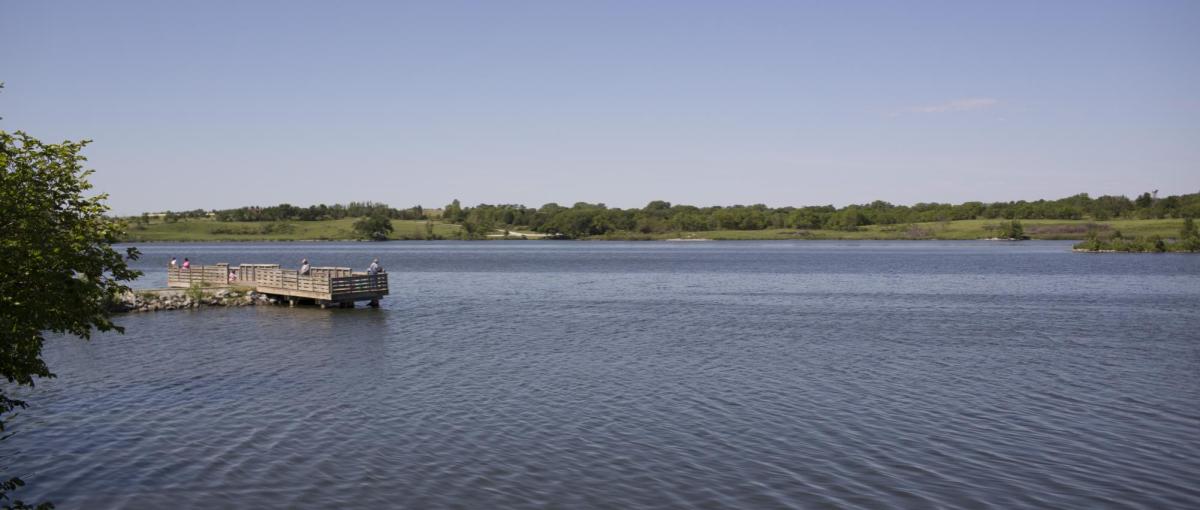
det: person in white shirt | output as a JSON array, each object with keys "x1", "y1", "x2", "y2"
[{"x1": 366, "y1": 258, "x2": 384, "y2": 307}]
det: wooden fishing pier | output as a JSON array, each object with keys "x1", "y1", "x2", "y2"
[{"x1": 168, "y1": 263, "x2": 389, "y2": 308}]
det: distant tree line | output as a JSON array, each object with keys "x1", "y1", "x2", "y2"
[
  {"x1": 135, "y1": 192, "x2": 1200, "y2": 240},
  {"x1": 139, "y1": 202, "x2": 428, "y2": 222},
  {"x1": 444, "y1": 192, "x2": 1200, "y2": 239},
  {"x1": 156, "y1": 209, "x2": 208, "y2": 223},
  {"x1": 213, "y1": 202, "x2": 427, "y2": 222}
]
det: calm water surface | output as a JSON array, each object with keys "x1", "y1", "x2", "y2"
[{"x1": 6, "y1": 241, "x2": 1200, "y2": 509}]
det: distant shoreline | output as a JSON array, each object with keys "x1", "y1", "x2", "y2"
[
  {"x1": 123, "y1": 237, "x2": 1065, "y2": 242},
  {"x1": 121, "y1": 217, "x2": 1186, "y2": 244}
]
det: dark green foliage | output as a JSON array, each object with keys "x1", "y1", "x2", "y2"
[
  {"x1": 1180, "y1": 218, "x2": 1200, "y2": 252},
  {"x1": 458, "y1": 219, "x2": 490, "y2": 240},
  {"x1": 443, "y1": 199, "x2": 464, "y2": 223},
  {"x1": 209, "y1": 202, "x2": 426, "y2": 222},
  {"x1": 826, "y1": 209, "x2": 868, "y2": 231},
  {"x1": 996, "y1": 220, "x2": 1026, "y2": 239},
  {"x1": 2, "y1": 130, "x2": 139, "y2": 509},
  {"x1": 352, "y1": 214, "x2": 393, "y2": 241},
  {"x1": 1074, "y1": 227, "x2": 1197, "y2": 252}
]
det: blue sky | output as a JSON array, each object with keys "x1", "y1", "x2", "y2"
[{"x1": 2, "y1": 0, "x2": 1197, "y2": 214}]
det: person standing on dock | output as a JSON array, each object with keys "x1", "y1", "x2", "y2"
[
  {"x1": 367, "y1": 258, "x2": 383, "y2": 308},
  {"x1": 299, "y1": 258, "x2": 311, "y2": 276},
  {"x1": 170, "y1": 257, "x2": 177, "y2": 268},
  {"x1": 182, "y1": 258, "x2": 190, "y2": 270}
]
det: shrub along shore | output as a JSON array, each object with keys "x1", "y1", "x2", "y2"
[{"x1": 1072, "y1": 218, "x2": 1200, "y2": 253}]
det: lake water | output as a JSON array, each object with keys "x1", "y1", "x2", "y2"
[{"x1": 6, "y1": 241, "x2": 1200, "y2": 509}]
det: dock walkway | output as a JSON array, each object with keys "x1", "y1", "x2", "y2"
[{"x1": 167, "y1": 264, "x2": 388, "y2": 308}]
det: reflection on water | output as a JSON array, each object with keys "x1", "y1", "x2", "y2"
[{"x1": 6, "y1": 242, "x2": 1200, "y2": 508}]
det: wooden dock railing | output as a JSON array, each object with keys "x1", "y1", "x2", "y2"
[
  {"x1": 309, "y1": 267, "x2": 353, "y2": 279},
  {"x1": 235, "y1": 264, "x2": 280, "y2": 284},
  {"x1": 168, "y1": 265, "x2": 231, "y2": 287},
  {"x1": 167, "y1": 263, "x2": 389, "y2": 305},
  {"x1": 331, "y1": 273, "x2": 389, "y2": 295},
  {"x1": 254, "y1": 268, "x2": 332, "y2": 295}
]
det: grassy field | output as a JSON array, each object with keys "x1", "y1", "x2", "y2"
[
  {"x1": 123, "y1": 218, "x2": 462, "y2": 242},
  {"x1": 124, "y1": 217, "x2": 1185, "y2": 242},
  {"x1": 610, "y1": 219, "x2": 1186, "y2": 241}
]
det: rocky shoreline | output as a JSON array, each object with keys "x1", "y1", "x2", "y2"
[{"x1": 111, "y1": 288, "x2": 279, "y2": 313}]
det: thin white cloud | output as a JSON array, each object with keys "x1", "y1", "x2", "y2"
[{"x1": 898, "y1": 97, "x2": 999, "y2": 115}]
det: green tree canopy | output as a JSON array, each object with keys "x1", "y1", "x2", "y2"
[
  {"x1": 352, "y1": 214, "x2": 394, "y2": 241},
  {"x1": 997, "y1": 220, "x2": 1025, "y2": 239},
  {"x1": 1, "y1": 130, "x2": 140, "y2": 508},
  {"x1": 1181, "y1": 217, "x2": 1199, "y2": 252}
]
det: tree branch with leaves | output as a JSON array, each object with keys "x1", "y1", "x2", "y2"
[{"x1": 1, "y1": 130, "x2": 141, "y2": 509}]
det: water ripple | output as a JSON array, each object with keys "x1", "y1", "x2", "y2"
[{"x1": 4, "y1": 242, "x2": 1199, "y2": 508}]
